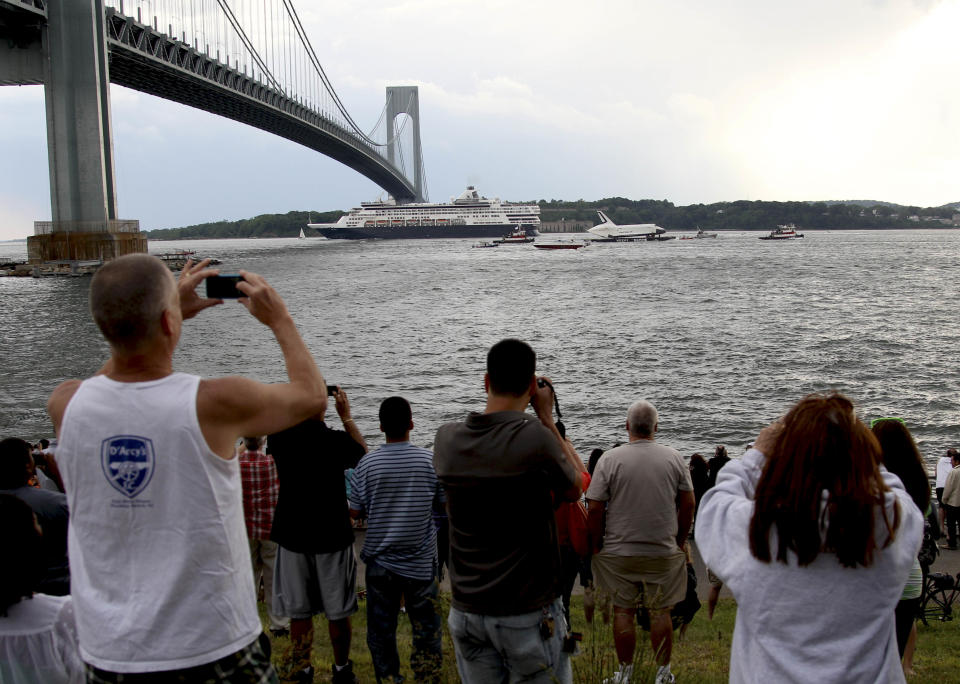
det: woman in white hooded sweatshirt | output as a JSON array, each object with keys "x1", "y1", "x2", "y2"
[{"x1": 695, "y1": 393, "x2": 922, "y2": 684}]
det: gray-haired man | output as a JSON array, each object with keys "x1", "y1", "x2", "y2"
[{"x1": 586, "y1": 400, "x2": 695, "y2": 684}]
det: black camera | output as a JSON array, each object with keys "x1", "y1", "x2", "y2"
[
  {"x1": 205, "y1": 274, "x2": 245, "y2": 299},
  {"x1": 327, "y1": 385, "x2": 340, "y2": 396}
]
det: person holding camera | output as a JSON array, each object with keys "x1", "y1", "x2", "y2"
[
  {"x1": 434, "y1": 338, "x2": 587, "y2": 684},
  {"x1": 695, "y1": 393, "x2": 921, "y2": 683},
  {"x1": 47, "y1": 254, "x2": 328, "y2": 683},
  {"x1": 267, "y1": 386, "x2": 367, "y2": 684}
]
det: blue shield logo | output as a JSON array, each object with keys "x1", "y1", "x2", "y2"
[{"x1": 101, "y1": 436, "x2": 155, "y2": 498}]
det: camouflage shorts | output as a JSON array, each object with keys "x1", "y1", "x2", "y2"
[{"x1": 85, "y1": 633, "x2": 277, "y2": 684}]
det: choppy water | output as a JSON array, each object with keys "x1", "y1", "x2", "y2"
[{"x1": 2, "y1": 230, "x2": 958, "y2": 468}]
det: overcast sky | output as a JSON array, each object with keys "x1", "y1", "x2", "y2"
[{"x1": 1, "y1": 0, "x2": 958, "y2": 240}]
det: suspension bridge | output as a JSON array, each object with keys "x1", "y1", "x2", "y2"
[{"x1": 0, "y1": 0, "x2": 426, "y2": 263}]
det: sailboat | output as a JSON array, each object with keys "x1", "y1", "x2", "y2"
[{"x1": 298, "y1": 228, "x2": 306, "y2": 240}]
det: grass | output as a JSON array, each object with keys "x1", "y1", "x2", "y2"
[{"x1": 260, "y1": 593, "x2": 960, "y2": 682}]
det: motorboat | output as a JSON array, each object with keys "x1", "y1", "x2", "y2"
[
  {"x1": 679, "y1": 228, "x2": 718, "y2": 240},
  {"x1": 496, "y1": 226, "x2": 535, "y2": 244},
  {"x1": 534, "y1": 240, "x2": 588, "y2": 250},
  {"x1": 759, "y1": 224, "x2": 804, "y2": 240},
  {"x1": 472, "y1": 240, "x2": 500, "y2": 249}
]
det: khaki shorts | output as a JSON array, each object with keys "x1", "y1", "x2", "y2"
[{"x1": 592, "y1": 549, "x2": 686, "y2": 611}]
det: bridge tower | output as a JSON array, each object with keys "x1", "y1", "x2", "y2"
[
  {"x1": 28, "y1": 0, "x2": 144, "y2": 264},
  {"x1": 385, "y1": 86, "x2": 424, "y2": 202}
]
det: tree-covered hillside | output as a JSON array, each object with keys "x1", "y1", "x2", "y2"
[
  {"x1": 145, "y1": 210, "x2": 342, "y2": 240},
  {"x1": 146, "y1": 199, "x2": 958, "y2": 239},
  {"x1": 536, "y1": 198, "x2": 957, "y2": 231}
]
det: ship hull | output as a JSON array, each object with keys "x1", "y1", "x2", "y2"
[{"x1": 316, "y1": 223, "x2": 533, "y2": 240}]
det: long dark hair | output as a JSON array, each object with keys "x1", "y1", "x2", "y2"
[
  {"x1": 689, "y1": 453, "x2": 708, "y2": 482},
  {"x1": 871, "y1": 419, "x2": 930, "y2": 513},
  {"x1": 749, "y1": 393, "x2": 899, "y2": 568},
  {"x1": 0, "y1": 493, "x2": 42, "y2": 615}
]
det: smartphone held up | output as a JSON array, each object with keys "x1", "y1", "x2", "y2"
[{"x1": 205, "y1": 274, "x2": 245, "y2": 299}]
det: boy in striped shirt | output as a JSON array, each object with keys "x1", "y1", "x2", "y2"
[{"x1": 348, "y1": 397, "x2": 444, "y2": 683}]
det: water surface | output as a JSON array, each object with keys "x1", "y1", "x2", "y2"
[{"x1": 1, "y1": 230, "x2": 957, "y2": 467}]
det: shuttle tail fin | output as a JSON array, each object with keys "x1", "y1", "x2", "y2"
[{"x1": 596, "y1": 210, "x2": 615, "y2": 225}]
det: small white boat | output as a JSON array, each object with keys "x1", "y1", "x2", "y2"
[
  {"x1": 680, "y1": 228, "x2": 717, "y2": 240},
  {"x1": 298, "y1": 228, "x2": 306, "y2": 240},
  {"x1": 472, "y1": 240, "x2": 500, "y2": 249}
]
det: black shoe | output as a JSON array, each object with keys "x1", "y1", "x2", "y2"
[
  {"x1": 295, "y1": 665, "x2": 315, "y2": 684},
  {"x1": 332, "y1": 660, "x2": 359, "y2": 684}
]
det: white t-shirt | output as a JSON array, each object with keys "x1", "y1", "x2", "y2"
[
  {"x1": 0, "y1": 594, "x2": 84, "y2": 684},
  {"x1": 936, "y1": 456, "x2": 953, "y2": 489}
]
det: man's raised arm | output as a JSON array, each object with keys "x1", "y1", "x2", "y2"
[
  {"x1": 531, "y1": 376, "x2": 587, "y2": 500},
  {"x1": 198, "y1": 270, "x2": 327, "y2": 458}
]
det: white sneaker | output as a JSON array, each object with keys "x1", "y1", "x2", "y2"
[
  {"x1": 655, "y1": 666, "x2": 676, "y2": 684},
  {"x1": 603, "y1": 664, "x2": 633, "y2": 684}
]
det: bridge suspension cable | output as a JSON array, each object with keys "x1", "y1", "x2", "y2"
[{"x1": 106, "y1": 0, "x2": 424, "y2": 196}]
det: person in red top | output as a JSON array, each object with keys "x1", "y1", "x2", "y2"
[{"x1": 239, "y1": 435, "x2": 289, "y2": 636}]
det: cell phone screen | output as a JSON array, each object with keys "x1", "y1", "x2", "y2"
[{"x1": 205, "y1": 274, "x2": 244, "y2": 299}]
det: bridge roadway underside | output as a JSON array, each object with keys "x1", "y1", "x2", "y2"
[{"x1": 106, "y1": 43, "x2": 416, "y2": 202}]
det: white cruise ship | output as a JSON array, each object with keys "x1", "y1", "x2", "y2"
[{"x1": 307, "y1": 186, "x2": 540, "y2": 240}]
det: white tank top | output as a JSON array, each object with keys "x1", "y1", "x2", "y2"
[{"x1": 57, "y1": 373, "x2": 261, "y2": 672}]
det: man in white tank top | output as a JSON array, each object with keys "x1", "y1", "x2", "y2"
[{"x1": 47, "y1": 255, "x2": 328, "y2": 682}]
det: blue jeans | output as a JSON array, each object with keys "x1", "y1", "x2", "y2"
[
  {"x1": 447, "y1": 598, "x2": 571, "y2": 684},
  {"x1": 365, "y1": 560, "x2": 442, "y2": 683}
]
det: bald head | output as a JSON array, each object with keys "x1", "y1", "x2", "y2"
[
  {"x1": 627, "y1": 400, "x2": 658, "y2": 439},
  {"x1": 90, "y1": 254, "x2": 176, "y2": 352}
]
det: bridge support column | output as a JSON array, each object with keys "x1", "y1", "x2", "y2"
[
  {"x1": 27, "y1": 0, "x2": 144, "y2": 264},
  {"x1": 385, "y1": 86, "x2": 424, "y2": 202}
]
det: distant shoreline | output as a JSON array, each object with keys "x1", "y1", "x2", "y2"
[
  {"x1": 147, "y1": 225, "x2": 960, "y2": 241},
  {"x1": 4, "y1": 226, "x2": 959, "y2": 244}
]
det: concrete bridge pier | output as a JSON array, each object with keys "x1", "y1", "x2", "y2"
[{"x1": 27, "y1": 0, "x2": 144, "y2": 264}]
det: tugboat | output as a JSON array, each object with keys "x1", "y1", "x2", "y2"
[
  {"x1": 759, "y1": 224, "x2": 804, "y2": 240},
  {"x1": 496, "y1": 226, "x2": 535, "y2": 244}
]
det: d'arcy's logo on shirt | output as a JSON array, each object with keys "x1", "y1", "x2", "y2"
[{"x1": 101, "y1": 436, "x2": 155, "y2": 498}]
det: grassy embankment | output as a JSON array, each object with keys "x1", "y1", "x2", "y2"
[{"x1": 261, "y1": 594, "x2": 960, "y2": 682}]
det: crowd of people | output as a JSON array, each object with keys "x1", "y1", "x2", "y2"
[{"x1": 0, "y1": 253, "x2": 947, "y2": 684}]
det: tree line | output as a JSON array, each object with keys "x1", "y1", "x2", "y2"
[
  {"x1": 145, "y1": 200, "x2": 958, "y2": 240},
  {"x1": 145, "y1": 210, "x2": 343, "y2": 240},
  {"x1": 537, "y1": 198, "x2": 958, "y2": 231}
]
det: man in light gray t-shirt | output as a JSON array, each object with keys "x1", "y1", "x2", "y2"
[{"x1": 586, "y1": 399, "x2": 694, "y2": 684}]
